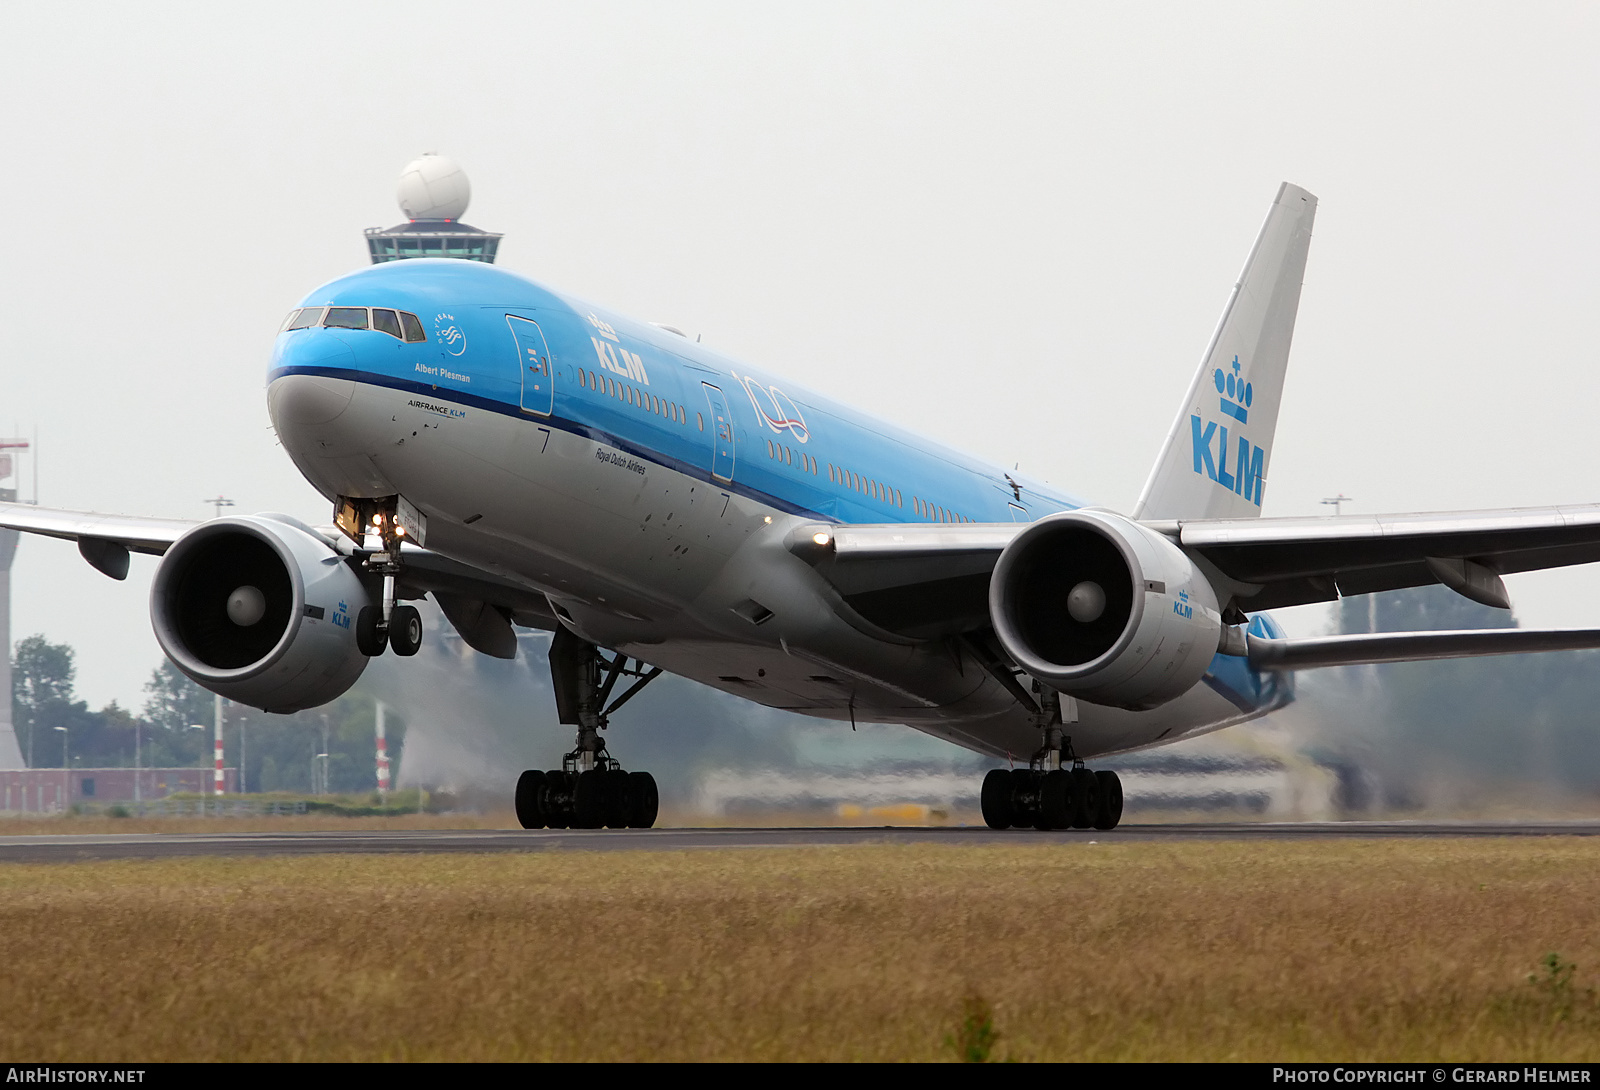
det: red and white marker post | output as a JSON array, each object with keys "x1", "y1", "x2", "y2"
[{"x1": 213, "y1": 694, "x2": 225, "y2": 796}]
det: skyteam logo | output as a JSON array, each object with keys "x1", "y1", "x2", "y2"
[
  {"x1": 735, "y1": 373, "x2": 809, "y2": 443},
  {"x1": 1191, "y1": 354, "x2": 1265, "y2": 506},
  {"x1": 1173, "y1": 588, "x2": 1193, "y2": 619},
  {"x1": 434, "y1": 313, "x2": 467, "y2": 356}
]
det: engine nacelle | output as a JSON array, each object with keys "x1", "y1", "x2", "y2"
[
  {"x1": 150, "y1": 514, "x2": 371, "y2": 713},
  {"x1": 989, "y1": 510, "x2": 1221, "y2": 710}
]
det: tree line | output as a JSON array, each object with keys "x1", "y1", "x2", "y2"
[{"x1": 9, "y1": 635, "x2": 403, "y2": 795}]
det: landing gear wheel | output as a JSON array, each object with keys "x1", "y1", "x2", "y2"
[
  {"x1": 389, "y1": 605, "x2": 423, "y2": 656},
  {"x1": 980, "y1": 769, "x2": 1014, "y2": 830},
  {"x1": 356, "y1": 606, "x2": 386, "y2": 657},
  {"x1": 602, "y1": 769, "x2": 632, "y2": 829},
  {"x1": 1037, "y1": 769, "x2": 1072, "y2": 831},
  {"x1": 543, "y1": 770, "x2": 571, "y2": 829},
  {"x1": 626, "y1": 771, "x2": 659, "y2": 829},
  {"x1": 1093, "y1": 770, "x2": 1124, "y2": 830},
  {"x1": 572, "y1": 769, "x2": 607, "y2": 829},
  {"x1": 1070, "y1": 768, "x2": 1101, "y2": 829},
  {"x1": 515, "y1": 769, "x2": 546, "y2": 829}
]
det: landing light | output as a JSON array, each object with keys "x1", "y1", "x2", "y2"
[
  {"x1": 763, "y1": 516, "x2": 772, "y2": 524},
  {"x1": 812, "y1": 531, "x2": 831, "y2": 546}
]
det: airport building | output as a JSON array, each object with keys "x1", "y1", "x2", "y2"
[
  {"x1": 364, "y1": 154, "x2": 501, "y2": 264},
  {"x1": 1, "y1": 768, "x2": 237, "y2": 813}
]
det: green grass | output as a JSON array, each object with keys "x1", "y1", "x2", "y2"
[{"x1": 1, "y1": 839, "x2": 1598, "y2": 1060}]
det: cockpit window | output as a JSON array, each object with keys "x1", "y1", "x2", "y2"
[
  {"x1": 372, "y1": 309, "x2": 402, "y2": 339},
  {"x1": 285, "y1": 308, "x2": 323, "y2": 331},
  {"x1": 324, "y1": 307, "x2": 369, "y2": 330},
  {"x1": 399, "y1": 312, "x2": 426, "y2": 342}
]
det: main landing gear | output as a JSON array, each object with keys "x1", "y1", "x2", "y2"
[
  {"x1": 980, "y1": 765, "x2": 1123, "y2": 831},
  {"x1": 515, "y1": 628, "x2": 662, "y2": 830},
  {"x1": 979, "y1": 687, "x2": 1124, "y2": 831}
]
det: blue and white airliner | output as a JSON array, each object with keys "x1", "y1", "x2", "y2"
[{"x1": 8, "y1": 182, "x2": 1600, "y2": 830}]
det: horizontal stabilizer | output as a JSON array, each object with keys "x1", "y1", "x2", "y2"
[{"x1": 1246, "y1": 628, "x2": 1600, "y2": 672}]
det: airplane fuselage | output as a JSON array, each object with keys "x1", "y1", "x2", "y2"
[{"x1": 267, "y1": 258, "x2": 1291, "y2": 760}]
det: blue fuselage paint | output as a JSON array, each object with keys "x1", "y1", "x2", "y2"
[{"x1": 269, "y1": 259, "x2": 1292, "y2": 735}]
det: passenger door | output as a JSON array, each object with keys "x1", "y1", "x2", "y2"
[
  {"x1": 702, "y1": 383, "x2": 736, "y2": 482},
  {"x1": 506, "y1": 315, "x2": 554, "y2": 417}
]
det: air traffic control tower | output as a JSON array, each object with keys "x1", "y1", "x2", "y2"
[{"x1": 364, "y1": 155, "x2": 502, "y2": 264}]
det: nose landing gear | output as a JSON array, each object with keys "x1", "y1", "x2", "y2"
[
  {"x1": 338, "y1": 495, "x2": 425, "y2": 658},
  {"x1": 515, "y1": 628, "x2": 663, "y2": 830}
]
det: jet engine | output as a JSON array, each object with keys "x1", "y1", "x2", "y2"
[
  {"x1": 989, "y1": 510, "x2": 1222, "y2": 710},
  {"x1": 150, "y1": 515, "x2": 372, "y2": 713}
]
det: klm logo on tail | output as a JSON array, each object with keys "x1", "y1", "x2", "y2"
[{"x1": 1191, "y1": 356, "x2": 1264, "y2": 507}]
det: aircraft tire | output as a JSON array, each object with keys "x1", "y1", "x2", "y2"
[
  {"x1": 544, "y1": 770, "x2": 572, "y2": 829},
  {"x1": 1093, "y1": 770, "x2": 1124, "y2": 831},
  {"x1": 1009, "y1": 768, "x2": 1038, "y2": 830},
  {"x1": 355, "y1": 607, "x2": 386, "y2": 657},
  {"x1": 627, "y1": 771, "x2": 659, "y2": 829},
  {"x1": 602, "y1": 769, "x2": 631, "y2": 829},
  {"x1": 1070, "y1": 768, "x2": 1100, "y2": 829},
  {"x1": 1037, "y1": 769, "x2": 1071, "y2": 831},
  {"x1": 389, "y1": 605, "x2": 423, "y2": 656},
  {"x1": 980, "y1": 769, "x2": 1013, "y2": 829},
  {"x1": 515, "y1": 769, "x2": 546, "y2": 830},
  {"x1": 572, "y1": 769, "x2": 606, "y2": 829}
]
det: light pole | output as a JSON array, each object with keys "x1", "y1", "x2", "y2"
[
  {"x1": 52, "y1": 725, "x2": 66, "y2": 812},
  {"x1": 133, "y1": 716, "x2": 141, "y2": 804}
]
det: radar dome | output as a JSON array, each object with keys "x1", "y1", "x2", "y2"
[{"x1": 396, "y1": 154, "x2": 471, "y2": 221}]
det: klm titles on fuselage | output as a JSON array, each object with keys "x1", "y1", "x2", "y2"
[
  {"x1": 1190, "y1": 355, "x2": 1264, "y2": 507},
  {"x1": 588, "y1": 313, "x2": 650, "y2": 386}
]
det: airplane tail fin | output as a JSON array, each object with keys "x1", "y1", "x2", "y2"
[{"x1": 1133, "y1": 183, "x2": 1317, "y2": 521}]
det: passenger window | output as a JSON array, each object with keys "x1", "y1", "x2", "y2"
[
  {"x1": 697, "y1": 412, "x2": 704, "y2": 431},
  {"x1": 767, "y1": 440, "x2": 775, "y2": 458},
  {"x1": 325, "y1": 307, "x2": 369, "y2": 330},
  {"x1": 400, "y1": 312, "x2": 427, "y2": 342},
  {"x1": 372, "y1": 309, "x2": 402, "y2": 338},
  {"x1": 286, "y1": 308, "x2": 322, "y2": 331}
]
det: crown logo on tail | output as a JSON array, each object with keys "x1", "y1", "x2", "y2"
[{"x1": 1214, "y1": 355, "x2": 1252, "y2": 423}]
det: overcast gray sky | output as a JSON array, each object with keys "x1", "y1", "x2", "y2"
[{"x1": 2, "y1": 1, "x2": 1598, "y2": 709}]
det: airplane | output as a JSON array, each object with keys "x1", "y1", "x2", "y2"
[{"x1": 8, "y1": 180, "x2": 1600, "y2": 832}]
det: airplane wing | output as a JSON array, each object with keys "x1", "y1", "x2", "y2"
[
  {"x1": 0, "y1": 501, "x2": 558, "y2": 654},
  {"x1": 0, "y1": 501, "x2": 196, "y2": 556},
  {"x1": 788, "y1": 503, "x2": 1600, "y2": 651}
]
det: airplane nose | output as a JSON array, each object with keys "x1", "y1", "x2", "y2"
[{"x1": 268, "y1": 329, "x2": 356, "y2": 427}]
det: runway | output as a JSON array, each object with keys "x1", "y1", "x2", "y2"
[{"x1": 3, "y1": 821, "x2": 1600, "y2": 862}]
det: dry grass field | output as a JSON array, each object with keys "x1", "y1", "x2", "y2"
[{"x1": 2, "y1": 839, "x2": 1599, "y2": 1061}]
